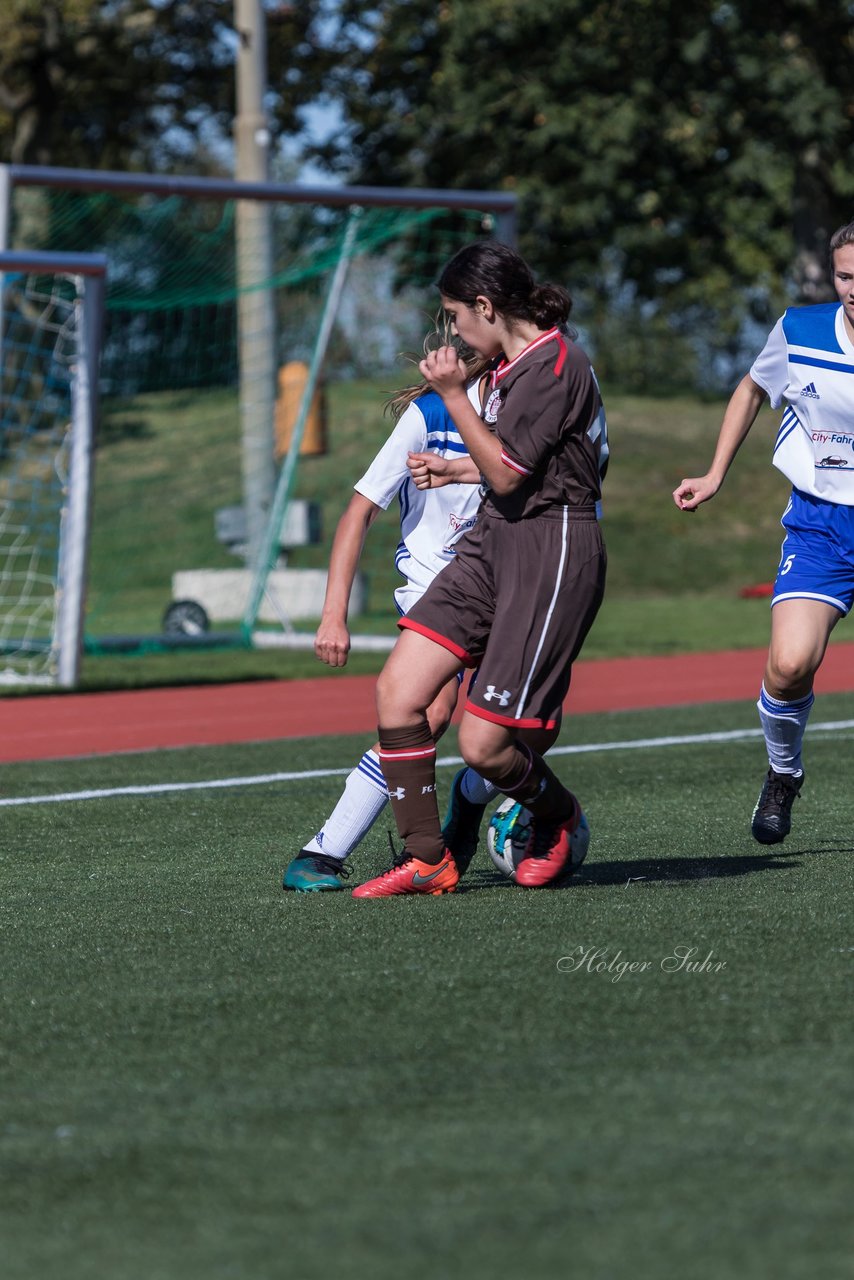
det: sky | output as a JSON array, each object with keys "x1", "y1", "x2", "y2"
[{"x1": 280, "y1": 102, "x2": 342, "y2": 186}]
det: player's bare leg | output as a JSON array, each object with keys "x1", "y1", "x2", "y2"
[{"x1": 764, "y1": 598, "x2": 840, "y2": 700}]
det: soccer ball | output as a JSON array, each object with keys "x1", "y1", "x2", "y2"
[{"x1": 486, "y1": 797, "x2": 590, "y2": 883}]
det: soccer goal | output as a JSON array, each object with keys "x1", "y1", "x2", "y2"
[
  {"x1": 0, "y1": 250, "x2": 105, "y2": 687},
  {"x1": 0, "y1": 166, "x2": 515, "y2": 662}
]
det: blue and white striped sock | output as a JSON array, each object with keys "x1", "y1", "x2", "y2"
[
  {"x1": 757, "y1": 684, "x2": 814, "y2": 776},
  {"x1": 461, "y1": 768, "x2": 500, "y2": 806},
  {"x1": 303, "y1": 749, "x2": 388, "y2": 860}
]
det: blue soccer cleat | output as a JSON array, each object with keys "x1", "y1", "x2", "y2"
[{"x1": 283, "y1": 850, "x2": 351, "y2": 892}]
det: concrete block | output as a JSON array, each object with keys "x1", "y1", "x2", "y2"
[{"x1": 171, "y1": 568, "x2": 366, "y2": 623}]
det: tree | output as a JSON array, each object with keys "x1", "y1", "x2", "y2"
[
  {"x1": 312, "y1": 0, "x2": 854, "y2": 384},
  {"x1": 0, "y1": 1, "x2": 331, "y2": 173}
]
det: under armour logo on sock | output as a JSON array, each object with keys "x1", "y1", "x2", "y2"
[
  {"x1": 388, "y1": 786, "x2": 406, "y2": 800},
  {"x1": 483, "y1": 685, "x2": 512, "y2": 706}
]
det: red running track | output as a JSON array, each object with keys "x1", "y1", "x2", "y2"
[{"x1": 3, "y1": 642, "x2": 854, "y2": 764}]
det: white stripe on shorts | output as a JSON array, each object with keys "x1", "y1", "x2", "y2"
[
  {"x1": 772, "y1": 589, "x2": 848, "y2": 612},
  {"x1": 515, "y1": 505, "x2": 569, "y2": 720}
]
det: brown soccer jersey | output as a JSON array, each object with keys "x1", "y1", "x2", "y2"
[{"x1": 481, "y1": 327, "x2": 602, "y2": 519}]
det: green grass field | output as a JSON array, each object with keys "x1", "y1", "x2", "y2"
[{"x1": 4, "y1": 693, "x2": 854, "y2": 1279}]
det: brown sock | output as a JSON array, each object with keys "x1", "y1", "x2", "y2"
[
  {"x1": 377, "y1": 722, "x2": 446, "y2": 863},
  {"x1": 490, "y1": 744, "x2": 576, "y2": 824}
]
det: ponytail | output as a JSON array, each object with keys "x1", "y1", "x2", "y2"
[{"x1": 528, "y1": 282, "x2": 572, "y2": 329}]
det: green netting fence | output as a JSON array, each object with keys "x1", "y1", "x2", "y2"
[{"x1": 5, "y1": 178, "x2": 503, "y2": 652}]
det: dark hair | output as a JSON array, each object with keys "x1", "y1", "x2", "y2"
[
  {"x1": 438, "y1": 241, "x2": 572, "y2": 329},
  {"x1": 830, "y1": 219, "x2": 854, "y2": 270}
]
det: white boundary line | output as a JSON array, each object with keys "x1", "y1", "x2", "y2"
[{"x1": 3, "y1": 718, "x2": 854, "y2": 809}]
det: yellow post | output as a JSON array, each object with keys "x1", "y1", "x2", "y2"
[{"x1": 275, "y1": 360, "x2": 327, "y2": 457}]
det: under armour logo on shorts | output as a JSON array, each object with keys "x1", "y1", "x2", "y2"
[{"x1": 483, "y1": 686, "x2": 512, "y2": 706}]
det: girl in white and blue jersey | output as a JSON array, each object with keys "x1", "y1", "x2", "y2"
[
  {"x1": 674, "y1": 219, "x2": 854, "y2": 845},
  {"x1": 358, "y1": 384, "x2": 482, "y2": 618},
  {"x1": 284, "y1": 360, "x2": 488, "y2": 891}
]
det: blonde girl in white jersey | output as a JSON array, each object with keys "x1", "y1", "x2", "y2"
[{"x1": 674, "y1": 220, "x2": 854, "y2": 845}]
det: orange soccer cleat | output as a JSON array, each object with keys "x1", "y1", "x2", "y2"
[
  {"x1": 515, "y1": 801, "x2": 585, "y2": 888},
  {"x1": 351, "y1": 850, "x2": 459, "y2": 898}
]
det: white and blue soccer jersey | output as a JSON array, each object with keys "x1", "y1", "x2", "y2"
[
  {"x1": 750, "y1": 303, "x2": 854, "y2": 612},
  {"x1": 354, "y1": 381, "x2": 482, "y2": 615},
  {"x1": 750, "y1": 302, "x2": 854, "y2": 505}
]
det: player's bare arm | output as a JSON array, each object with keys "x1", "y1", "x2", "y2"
[
  {"x1": 419, "y1": 346, "x2": 525, "y2": 495},
  {"x1": 673, "y1": 374, "x2": 768, "y2": 511},
  {"x1": 315, "y1": 492, "x2": 381, "y2": 667},
  {"x1": 407, "y1": 451, "x2": 481, "y2": 490}
]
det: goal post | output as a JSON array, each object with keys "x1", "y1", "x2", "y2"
[
  {"x1": 0, "y1": 249, "x2": 106, "y2": 687},
  {"x1": 241, "y1": 205, "x2": 363, "y2": 641}
]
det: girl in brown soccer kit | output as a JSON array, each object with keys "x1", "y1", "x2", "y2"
[{"x1": 352, "y1": 242, "x2": 608, "y2": 897}]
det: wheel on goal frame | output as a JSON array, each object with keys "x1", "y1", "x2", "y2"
[{"x1": 162, "y1": 599, "x2": 210, "y2": 637}]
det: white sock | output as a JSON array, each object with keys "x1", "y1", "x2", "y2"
[
  {"x1": 461, "y1": 768, "x2": 500, "y2": 805},
  {"x1": 303, "y1": 750, "x2": 388, "y2": 860},
  {"x1": 757, "y1": 684, "x2": 814, "y2": 776}
]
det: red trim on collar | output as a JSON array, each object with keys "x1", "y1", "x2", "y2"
[{"x1": 493, "y1": 328, "x2": 562, "y2": 381}]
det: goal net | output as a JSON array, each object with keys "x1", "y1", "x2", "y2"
[
  {"x1": 0, "y1": 251, "x2": 105, "y2": 686},
  {"x1": 2, "y1": 172, "x2": 511, "y2": 661}
]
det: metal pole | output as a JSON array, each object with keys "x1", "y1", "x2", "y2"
[
  {"x1": 0, "y1": 165, "x2": 10, "y2": 410},
  {"x1": 0, "y1": 164, "x2": 11, "y2": 251},
  {"x1": 496, "y1": 205, "x2": 518, "y2": 247},
  {"x1": 56, "y1": 270, "x2": 105, "y2": 687},
  {"x1": 8, "y1": 164, "x2": 518, "y2": 220},
  {"x1": 234, "y1": 0, "x2": 276, "y2": 566},
  {"x1": 242, "y1": 207, "x2": 363, "y2": 638}
]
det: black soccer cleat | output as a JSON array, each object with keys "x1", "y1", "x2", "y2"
[{"x1": 751, "y1": 768, "x2": 804, "y2": 844}]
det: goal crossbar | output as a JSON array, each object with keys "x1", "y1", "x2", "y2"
[{"x1": 3, "y1": 165, "x2": 518, "y2": 243}]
